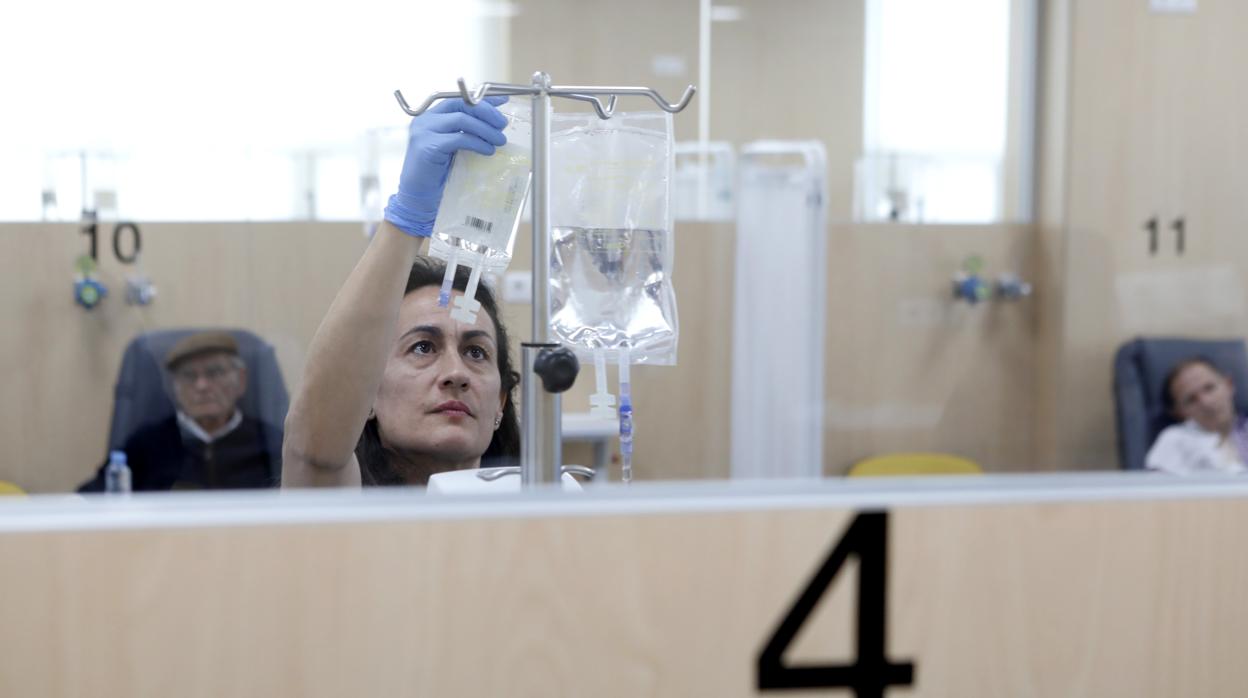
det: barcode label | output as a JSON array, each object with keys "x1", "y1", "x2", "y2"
[{"x1": 465, "y1": 216, "x2": 493, "y2": 232}]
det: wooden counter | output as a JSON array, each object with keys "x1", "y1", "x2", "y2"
[{"x1": 0, "y1": 473, "x2": 1244, "y2": 697}]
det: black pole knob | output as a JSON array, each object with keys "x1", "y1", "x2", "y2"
[{"x1": 533, "y1": 346, "x2": 580, "y2": 393}]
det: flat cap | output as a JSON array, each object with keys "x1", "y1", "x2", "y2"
[{"x1": 165, "y1": 331, "x2": 240, "y2": 370}]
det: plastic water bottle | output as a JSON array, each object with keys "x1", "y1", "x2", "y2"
[{"x1": 105, "y1": 450, "x2": 131, "y2": 494}]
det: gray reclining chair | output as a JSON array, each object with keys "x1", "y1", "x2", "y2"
[
  {"x1": 106, "y1": 328, "x2": 289, "y2": 481},
  {"x1": 1113, "y1": 336, "x2": 1248, "y2": 470}
]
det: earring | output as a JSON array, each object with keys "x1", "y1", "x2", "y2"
[{"x1": 494, "y1": 414, "x2": 502, "y2": 429}]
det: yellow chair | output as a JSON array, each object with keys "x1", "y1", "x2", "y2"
[
  {"x1": 0, "y1": 481, "x2": 27, "y2": 496},
  {"x1": 847, "y1": 453, "x2": 983, "y2": 477}
]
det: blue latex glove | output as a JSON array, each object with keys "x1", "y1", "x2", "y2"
[{"x1": 384, "y1": 96, "x2": 509, "y2": 237}]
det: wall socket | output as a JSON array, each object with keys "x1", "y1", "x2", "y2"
[{"x1": 503, "y1": 271, "x2": 532, "y2": 304}]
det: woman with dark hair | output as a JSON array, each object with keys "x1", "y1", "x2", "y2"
[
  {"x1": 282, "y1": 96, "x2": 521, "y2": 487},
  {"x1": 1146, "y1": 357, "x2": 1248, "y2": 474}
]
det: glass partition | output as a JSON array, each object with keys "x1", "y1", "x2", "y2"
[{"x1": 7, "y1": 0, "x2": 1238, "y2": 494}]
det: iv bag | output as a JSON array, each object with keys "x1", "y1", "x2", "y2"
[
  {"x1": 429, "y1": 100, "x2": 533, "y2": 274},
  {"x1": 548, "y1": 111, "x2": 677, "y2": 365}
]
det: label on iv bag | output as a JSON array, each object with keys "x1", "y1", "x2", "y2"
[{"x1": 432, "y1": 137, "x2": 532, "y2": 252}]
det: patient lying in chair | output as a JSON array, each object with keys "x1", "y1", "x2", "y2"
[{"x1": 1146, "y1": 357, "x2": 1248, "y2": 474}]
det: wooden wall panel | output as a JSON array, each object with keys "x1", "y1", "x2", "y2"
[
  {"x1": 1040, "y1": 0, "x2": 1248, "y2": 469},
  {"x1": 1, "y1": 488, "x2": 1246, "y2": 696},
  {"x1": 822, "y1": 223, "x2": 1037, "y2": 474}
]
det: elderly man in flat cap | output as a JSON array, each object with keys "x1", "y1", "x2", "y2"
[{"x1": 79, "y1": 331, "x2": 281, "y2": 491}]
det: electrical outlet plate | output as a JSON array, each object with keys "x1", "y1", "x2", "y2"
[
  {"x1": 502, "y1": 271, "x2": 531, "y2": 304},
  {"x1": 897, "y1": 298, "x2": 944, "y2": 327},
  {"x1": 1150, "y1": 0, "x2": 1196, "y2": 14}
]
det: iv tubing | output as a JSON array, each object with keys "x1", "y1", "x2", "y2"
[
  {"x1": 438, "y1": 247, "x2": 459, "y2": 307},
  {"x1": 618, "y1": 347, "x2": 633, "y2": 484}
]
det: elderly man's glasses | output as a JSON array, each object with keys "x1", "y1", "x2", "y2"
[{"x1": 172, "y1": 364, "x2": 236, "y2": 385}]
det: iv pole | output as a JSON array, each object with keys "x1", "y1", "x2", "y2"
[{"x1": 395, "y1": 72, "x2": 695, "y2": 489}]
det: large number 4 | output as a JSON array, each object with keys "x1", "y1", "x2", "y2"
[{"x1": 757, "y1": 512, "x2": 915, "y2": 696}]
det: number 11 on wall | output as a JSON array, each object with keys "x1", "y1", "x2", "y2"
[{"x1": 757, "y1": 512, "x2": 915, "y2": 696}]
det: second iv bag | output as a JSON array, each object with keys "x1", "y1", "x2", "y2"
[
  {"x1": 428, "y1": 99, "x2": 533, "y2": 323},
  {"x1": 548, "y1": 111, "x2": 678, "y2": 366},
  {"x1": 549, "y1": 111, "x2": 676, "y2": 481}
]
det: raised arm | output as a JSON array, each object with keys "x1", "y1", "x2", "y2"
[
  {"x1": 282, "y1": 223, "x2": 421, "y2": 486},
  {"x1": 282, "y1": 97, "x2": 510, "y2": 487}
]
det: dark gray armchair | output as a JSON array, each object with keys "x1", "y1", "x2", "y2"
[{"x1": 106, "y1": 328, "x2": 289, "y2": 478}]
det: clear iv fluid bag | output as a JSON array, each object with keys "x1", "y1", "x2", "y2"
[
  {"x1": 549, "y1": 226, "x2": 677, "y2": 365},
  {"x1": 429, "y1": 101, "x2": 532, "y2": 273},
  {"x1": 548, "y1": 111, "x2": 677, "y2": 365}
]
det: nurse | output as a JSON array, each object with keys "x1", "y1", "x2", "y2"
[{"x1": 282, "y1": 97, "x2": 521, "y2": 487}]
